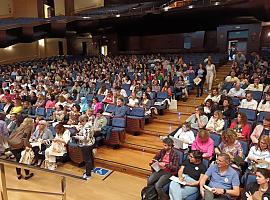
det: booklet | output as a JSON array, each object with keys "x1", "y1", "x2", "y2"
[
  {"x1": 204, "y1": 185, "x2": 213, "y2": 192},
  {"x1": 169, "y1": 176, "x2": 186, "y2": 185},
  {"x1": 151, "y1": 161, "x2": 161, "y2": 172}
]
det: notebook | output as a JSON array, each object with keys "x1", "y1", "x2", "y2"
[
  {"x1": 169, "y1": 176, "x2": 186, "y2": 185},
  {"x1": 151, "y1": 161, "x2": 161, "y2": 172},
  {"x1": 169, "y1": 136, "x2": 185, "y2": 149}
]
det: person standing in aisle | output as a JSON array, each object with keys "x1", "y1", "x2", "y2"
[{"x1": 205, "y1": 60, "x2": 216, "y2": 92}]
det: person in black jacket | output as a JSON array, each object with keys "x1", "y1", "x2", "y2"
[{"x1": 242, "y1": 168, "x2": 270, "y2": 200}]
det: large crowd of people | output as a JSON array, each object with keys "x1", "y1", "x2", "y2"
[
  {"x1": 145, "y1": 52, "x2": 270, "y2": 200},
  {"x1": 0, "y1": 51, "x2": 269, "y2": 199}
]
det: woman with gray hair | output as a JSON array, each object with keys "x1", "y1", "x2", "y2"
[{"x1": 29, "y1": 120, "x2": 54, "y2": 166}]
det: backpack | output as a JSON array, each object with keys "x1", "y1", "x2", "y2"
[{"x1": 141, "y1": 185, "x2": 158, "y2": 200}]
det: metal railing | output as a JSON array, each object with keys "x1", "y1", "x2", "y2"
[{"x1": 0, "y1": 159, "x2": 84, "y2": 200}]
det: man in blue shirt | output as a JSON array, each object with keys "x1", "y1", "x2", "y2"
[
  {"x1": 112, "y1": 98, "x2": 128, "y2": 117},
  {"x1": 199, "y1": 153, "x2": 240, "y2": 200}
]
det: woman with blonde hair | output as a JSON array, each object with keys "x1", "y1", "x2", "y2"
[
  {"x1": 215, "y1": 129, "x2": 243, "y2": 160},
  {"x1": 206, "y1": 110, "x2": 225, "y2": 134},
  {"x1": 191, "y1": 129, "x2": 214, "y2": 159},
  {"x1": 8, "y1": 118, "x2": 34, "y2": 179}
]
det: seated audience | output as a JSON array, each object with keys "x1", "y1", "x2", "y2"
[
  {"x1": 225, "y1": 70, "x2": 240, "y2": 84},
  {"x1": 34, "y1": 94, "x2": 46, "y2": 108},
  {"x1": 215, "y1": 129, "x2": 243, "y2": 162},
  {"x1": 229, "y1": 112, "x2": 251, "y2": 139},
  {"x1": 45, "y1": 94, "x2": 56, "y2": 109},
  {"x1": 148, "y1": 138, "x2": 179, "y2": 200},
  {"x1": 257, "y1": 91, "x2": 270, "y2": 112},
  {"x1": 242, "y1": 168, "x2": 270, "y2": 199},
  {"x1": 79, "y1": 97, "x2": 90, "y2": 113},
  {"x1": 29, "y1": 120, "x2": 53, "y2": 166},
  {"x1": 245, "y1": 77, "x2": 264, "y2": 92},
  {"x1": 44, "y1": 123, "x2": 70, "y2": 170},
  {"x1": 0, "y1": 112, "x2": 8, "y2": 154},
  {"x1": 3, "y1": 96, "x2": 14, "y2": 114},
  {"x1": 199, "y1": 153, "x2": 240, "y2": 199},
  {"x1": 91, "y1": 97, "x2": 103, "y2": 115},
  {"x1": 169, "y1": 150, "x2": 206, "y2": 200},
  {"x1": 67, "y1": 104, "x2": 81, "y2": 125},
  {"x1": 103, "y1": 90, "x2": 114, "y2": 104},
  {"x1": 127, "y1": 92, "x2": 139, "y2": 107},
  {"x1": 239, "y1": 91, "x2": 258, "y2": 110},
  {"x1": 250, "y1": 115, "x2": 270, "y2": 144},
  {"x1": 191, "y1": 130, "x2": 214, "y2": 159},
  {"x1": 52, "y1": 105, "x2": 65, "y2": 122},
  {"x1": 206, "y1": 110, "x2": 225, "y2": 134},
  {"x1": 186, "y1": 106, "x2": 208, "y2": 131},
  {"x1": 161, "y1": 81, "x2": 172, "y2": 98},
  {"x1": 112, "y1": 98, "x2": 128, "y2": 117},
  {"x1": 92, "y1": 109, "x2": 107, "y2": 137},
  {"x1": 204, "y1": 88, "x2": 221, "y2": 104},
  {"x1": 228, "y1": 82, "x2": 246, "y2": 99},
  {"x1": 170, "y1": 122, "x2": 195, "y2": 150},
  {"x1": 203, "y1": 99, "x2": 215, "y2": 119},
  {"x1": 245, "y1": 135, "x2": 270, "y2": 171},
  {"x1": 219, "y1": 97, "x2": 236, "y2": 121}
]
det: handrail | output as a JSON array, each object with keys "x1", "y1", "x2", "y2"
[
  {"x1": 0, "y1": 159, "x2": 84, "y2": 200},
  {"x1": 0, "y1": 158, "x2": 84, "y2": 180}
]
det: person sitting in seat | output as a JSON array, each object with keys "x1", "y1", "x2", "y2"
[
  {"x1": 206, "y1": 110, "x2": 225, "y2": 135},
  {"x1": 257, "y1": 91, "x2": 270, "y2": 112},
  {"x1": 199, "y1": 153, "x2": 240, "y2": 200},
  {"x1": 185, "y1": 106, "x2": 208, "y2": 131},
  {"x1": 192, "y1": 130, "x2": 214, "y2": 159},
  {"x1": 29, "y1": 120, "x2": 53, "y2": 166},
  {"x1": 242, "y1": 168, "x2": 270, "y2": 200},
  {"x1": 225, "y1": 70, "x2": 240, "y2": 84},
  {"x1": 245, "y1": 77, "x2": 263, "y2": 92},
  {"x1": 92, "y1": 109, "x2": 107, "y2": 137},
  {"x1": 239, "y1": 91, "x2": 258, "y2": 110},
  {"x1": 215, "y1": 129, "x2": 243, "y2": 165},
  {"x1": 250, "y1": 115, "x2": 270, "y2": 144},
  {"x1": 204, "y1": 88, "x2": 221, "y2": 105},
  {"x1": 112, "y1": 98, "x2": 128, "y2": 117},
  {"x1": 169, "y1": 150, "x2": 207, "y2": 200},
  {"x1": 228, "y1": 82, "x2": 246, "y2": 99},
  {"x1": 44, "y1": 123, "x2": 70, "y2": 170},
  {"x1": 127, "y1": 92, "x2": 139, "y2": 108},
  {"x1": 229, "y1": 112, "x2": 251, "y2": 139},
  {"x1": 148, "y1": 138, "x2": 179, "y2": 200},
  {"x1": 168, "y1": 122, "x2": 195, "y2": 150}
]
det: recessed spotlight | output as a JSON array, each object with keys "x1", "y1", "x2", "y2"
[
  {"x1": 214, "y1": 2, "x2": 220, "y2": 5},
  {"x1": 235, "y1": 26, "x2": 241, "y2": 29},
  {"x1": 116, "y1": 14, "x2": 120, "y2": 17},
  {"x1": 82, "y1": 16, "x2": 91, "y2": 19},
  {"x1": 188, "y1": 5, "x2": 194, "y2": 9}
]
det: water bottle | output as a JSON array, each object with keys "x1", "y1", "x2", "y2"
[
  {"x1": 169, "y1": 123, "x2": 172, "y2": 133},
  {"x1": 178, "y1": 112, "x2": 181, "y2": 121}
]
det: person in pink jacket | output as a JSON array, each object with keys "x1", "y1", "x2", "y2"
[
  {"x1": 91, "y1": 97, "x2": 103, "y2": 115},
  {"x1": 191, "y1": 129, "x2": 214, "y2": 159}
]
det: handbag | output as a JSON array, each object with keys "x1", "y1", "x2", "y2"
[
  {"x1": 19, "y1": 147, "x2": 34, "y2": 165},
  {"x1": 169, "y1": 99, "x2": 177, "y2": 110}
]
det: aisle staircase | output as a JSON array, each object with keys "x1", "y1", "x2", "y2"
[{"x1": 94, "y1": 62, "x2": 232, "y2": 178}]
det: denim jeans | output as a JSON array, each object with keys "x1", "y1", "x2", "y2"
[
  {"x1": 147, "y1": 170, "x2": 171, "y2": 200},
  {"x1": 169, "y1": 174, "x2": 198, "y2": 200}
]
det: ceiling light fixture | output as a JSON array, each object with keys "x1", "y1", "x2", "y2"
[
  {"x1": 116, "y1": 14, "x2": 120, "y2": 17},
  {"x1": 188, "y1": 5, "x2": 194, "y2": 9}
]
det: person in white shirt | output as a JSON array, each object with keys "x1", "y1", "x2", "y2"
[
  {"x1": 204, "y1": 88, "x2": 221, "y2": 104},
  {"x1": 205, "y1": 60, "x2": 216, "y2": 91},
  {"x1": 127, "y1": 92, "x2": 139, "y2": 107},
  {"x1": 206, "y1": 110, "x2": 225, "y2": 134},
  {"x1": 245, "y1": 77, "x2": 263, "y2": 92},
  {"x1": 228, "y1": 83, "x2": 246, "y2": 99},
  {"x1": 257, "y1": 92, "x2": 270, "y2": 112},
  {"x1": 172, "y1": 122, "x2": 195, "y2": 149},
  {"x1": 239, "y1": 91, "x2": 258, "y2": 110}
]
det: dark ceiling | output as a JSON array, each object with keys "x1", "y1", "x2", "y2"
[{"x1": 0, "y1": 0, "x2": 269, "y2": 47}]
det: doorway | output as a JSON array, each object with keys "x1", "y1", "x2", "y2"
[
  {"x1": 58, "y1": 41, "x2": 64, "y2": 55},
  {"x1": 227, "y1": 40, "x2": 247, "y2": 60},
  {"x1": 101, "y1": 45, "x2": 108, "y2": 56}
]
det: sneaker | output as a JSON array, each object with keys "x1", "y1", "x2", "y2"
[{"x1": 82, "y1": 173, "x2": 91, "y2": 180}]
